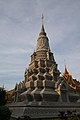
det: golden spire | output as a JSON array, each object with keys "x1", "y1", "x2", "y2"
[
  {"x1": 64, "y1": 65, "x2": 69, "y2": 74},
  {"x1": 63, "y1": 60, "x2": 69, "y2": 75},
  {"x1": 63, "y1": 65, "x2": 76, "y2": 89}
]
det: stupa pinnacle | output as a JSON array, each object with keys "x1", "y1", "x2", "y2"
[{"x1": 36, "y1": 15, "x2": 50, "y2": 52}]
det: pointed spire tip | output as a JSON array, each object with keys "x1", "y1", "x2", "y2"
[{"x1": 42, "y1": 14, "x2": 44, "y2": 26}]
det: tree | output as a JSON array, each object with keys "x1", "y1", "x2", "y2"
[
  {"x1": 0, "y1": 88, "x2": 6, "y2": 105},
  {"x1": 0, "y1": 87, "x2": 11, "y2": 120}
]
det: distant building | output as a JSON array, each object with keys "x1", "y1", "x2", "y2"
[
  {"x1": 8, "y1": 16, "x2": 80, "y2": 120},
  {"x1": 6, "y1": 89, "x2": 14, "y2": 103}
]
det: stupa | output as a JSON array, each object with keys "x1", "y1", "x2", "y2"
[{"x1": 8, "y1": 16, "x2": 80, "y2": 120}]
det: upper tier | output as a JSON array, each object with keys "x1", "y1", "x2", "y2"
[{"x1": 36, "y1": 19, "x2": 50, "y2": 52}]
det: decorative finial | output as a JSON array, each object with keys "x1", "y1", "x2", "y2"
[
  {"x1": 42, "y1": 14, "x2": 44, "y2": 26},
  {"x1": 39, "y1": 14, "x2": 46, "y2": 36}
]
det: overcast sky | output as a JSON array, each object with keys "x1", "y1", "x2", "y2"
[{"x1": 0, "y1": 0, "x2": 80, "y2": 90}]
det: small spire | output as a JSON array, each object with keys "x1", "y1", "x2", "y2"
[
  {"x1": 3, "y1": 84, "x2": 4, "y2": 89},
  {"x1": 64, "y1": 65, "x2": 69, "y2": 74},
  {"x1": 63, "y1": 60, "x2": 69, "y2": 74}
]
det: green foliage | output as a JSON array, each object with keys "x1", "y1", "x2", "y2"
[
  {"x1": 0, "y1": 88, "x2": 6, "y2": 105},
  {"x1": 0, "y1": 106, "x2": 11, "y2": 120},
  {"x1": 0, "y1": 88, "x2": 11, "y2": 120}
]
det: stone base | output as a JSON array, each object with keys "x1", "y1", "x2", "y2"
[{"x1": 8, "y1": 101, "x2": 80, "y2": 120}]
